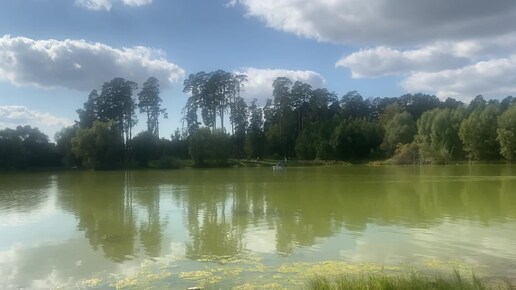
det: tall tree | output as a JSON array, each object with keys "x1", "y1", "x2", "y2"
[
  {"x1": 308, "y1": 88, "x2": 339, "y2": 122},
  {"x1": 245, "y1": 99, "x2": 265, "y2": 158},
  {"x1": 399, "y1": 93, "x2": 441, "y2": 120},
  {"x1": 96, "y1": 77, "x2": 138, "y2": 147},
  {"x1": 138, "y1": 77, "x2": 167, "y2": 138},
  {"x1": 341, "y1": 91, "x2": 370, "y2": 119},
  {"x1": 291, "y1": 81, "x2": 312, "y2": 132},
  {"x1": 230, "y1": 96, "x2": 248, "y2": 158},
  {"x1": 77, "y1": 90, "x2": 99, "y2": 128},
  {"x1": 183, "y1": 71, "x2": 246, "y2": 132},
  {"x1": 272, "y1": 77, "x2": 293, "y2": 156},
  {"x1": 497, "y1": 104, "x2": 516, "y2": 161}
]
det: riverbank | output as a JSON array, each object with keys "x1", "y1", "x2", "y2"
[
  {"x1": 1, "y1": 158, "x2": 512, "y2": 173},
  {"x1": 229, "y1": 159, "x2": 352, "y2": 167}
]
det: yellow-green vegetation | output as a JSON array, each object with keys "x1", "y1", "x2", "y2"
[
  {"x1": 111, "y1": 268, "x2": 173, "y2": 289},
  {"x1": 78, "y1": 278, "x2": 103, "y2": 288},
  {"x1": 305, "y1": 271, "x2": 512, "y2": 290},
  {"x1": 69, "y1": 259, "x2": 511, "y2": 290}
]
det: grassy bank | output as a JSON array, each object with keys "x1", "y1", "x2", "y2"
[{"x1": 306, "y1": 271, "x2": 514, "y2": 290}]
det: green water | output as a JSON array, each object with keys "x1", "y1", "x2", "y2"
[{"x1": 1, "y1": 165, "x2": 516, "y2": 289}]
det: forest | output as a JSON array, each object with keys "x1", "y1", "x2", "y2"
[{"x1": 1, "y1": 70, "x2": 516, "y2": 170}]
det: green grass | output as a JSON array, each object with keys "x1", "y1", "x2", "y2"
[{"x1": 305, "y1": 271, "x2": 513, "y2": 290}]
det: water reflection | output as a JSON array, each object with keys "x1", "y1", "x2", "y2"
[
  {"x1": 0, "y1": 173, "x2": 54, "y2": 214},
  {"x1": 2, "y1": 165, "x2": 516, "y2": 288},
  {"x1": 57, "y1": 171, "x2": 172, "y2": 263},
  {"x1": 0, "y1": 238, "x2": 116, "y2": 289},
  {"x1": 51, "y1": 166, "x2": 516, "y2": 263}
]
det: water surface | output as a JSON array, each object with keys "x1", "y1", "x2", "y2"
[{"x1": 1, "y1": 165, "x2": 516, "y2": 288}]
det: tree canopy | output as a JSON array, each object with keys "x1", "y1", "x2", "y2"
[{"x1": 4, "y1": 74, "x2": 516, "y2": 171}]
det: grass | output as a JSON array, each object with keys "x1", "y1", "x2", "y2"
[{"x1": 305, "y1": 271, "x2": 514, "y2": 290}]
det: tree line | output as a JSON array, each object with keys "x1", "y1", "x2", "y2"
[{"x1": 1, "y1": 70, "x2": 516, "y2": 170}]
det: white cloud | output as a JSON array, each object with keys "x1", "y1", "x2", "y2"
[
  {"x1": 244, "y1": 228, "x2": 276, "y2": 253},
  {"x1": 336, "y1": 35, "x2": 516, "y2": 78},
  {"x1": 233, "y1": 0, "x2": 516, "y2": 100},
  {"x1": 75, "y1": 0, "x2": 113, "y2": 10},
  {"x1": 0, "y1": 35, "x2": 185, "y2": 91},
  {"x1": 334, "y1": 35, "x2": 516, "y2": 101},
  {"x1": 0, "y1": 106, "x2": 73, "y2": 138},
  {"x1": 234, "y1": 0, "x2": 516, "y2": 45},
  {"x1": 402, "y1": 56, "x2": 516, "y2": 100},
  {"x1": 121, "y1": 0, "x2": 153, "y2": 7},
  {"x1": 76, "y1": 0, "x2": 152, "y2": 11},
  {"x1": 336, "y1": 45, "x2": 470, "y2": 78},
  {"x1": 235, "y1": 68, "x2": 325, "y2": 103}
]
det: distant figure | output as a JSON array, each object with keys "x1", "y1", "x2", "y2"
[{"x1": 273, "y1": 158, "x2": 286, "y2": 170}]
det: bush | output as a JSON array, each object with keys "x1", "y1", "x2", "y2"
[
  {"x1": 390, "y1": 143, "x2": 419, "y2": 165},
  {"x1": 148, "y1": 156, "x2": 182, "y2": 169},
  {"x1": 189, "y1": 128, "x2": 231, "y2": 167}
]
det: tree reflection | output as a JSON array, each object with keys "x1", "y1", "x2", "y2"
[
  {"x1": 173, "y1": 166, "x2": 516, "y2": 257},
  {"x1": 0, "y1": 173, "x2": 54, "y2": 213},
  {"x1": 132, "y1": 172, "x2": 166, "y2": 258},
  {"x1": 180, "y1": 176, "x2": 243, "y2": 259},
  {"x1": 53, "y1": 166, "x2": 516, "y2": 262},
  {"x1": 57, "y1": 171, "x2": 165, "y2": 262}
]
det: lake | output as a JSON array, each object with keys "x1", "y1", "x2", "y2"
[{"x1": 1, "y1": 165, "x2": 516, "y2": 289}]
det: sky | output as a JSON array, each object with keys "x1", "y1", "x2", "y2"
[{"x1": 2, "y1": 0, "x2": 516, "y2": 140}]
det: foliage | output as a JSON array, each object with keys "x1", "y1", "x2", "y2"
[
  {"x1": 130, "y1": 131, "x2": 160, "y2": 167},
  {"x1": 77, "y1": 90, "x2": 99, "y2": 129},
  {"x1": 71, "y1": 121, "x2": 123, "y2": 170},
  {"x1": 245, "y1": 99, "x2": 265, "y2": 159},
  {"x1": 378, "y1": 103, "x2": 402, "y2": 126},
  {"x1": 230, "y1": 96, "x2": 248, "y2": 158},
  {"x1": 55, "y1": 125, "x2": 80, "y2": 168},
  {"x1": 162, "y1": 130, "x2": 190, "y2": 159},
  {"x1": 138, "y1": 77, "x2": 167, "y2": 138},
  {"x1": 97, "y1": 78, "x2": 138, "y2": 147},
  {"x1": 77, "y1": 77, "x2": 139, "y2": 162},
  {"x1": 389, "y1": 143, "x2": 419, "y2": 164},
  {"x1": 381, "y1": 111, "x2": 416, "y2": 155},
  {"x1": 497, "y1": 104, "x2": 516, "y2": 161},
  {"x1": 189, "y1": 128, "x2": 231, "y2": 167},
  {"x1": 7, "y1": 74, "x2": 516, "y2": 169},
  {"x1": 331, "y1": 118, "x2": 384, "y2": 161},
  {"x1": 399, "y1": 93, "x2": 441, "y2": 120},
  {"x1": 415, "y1": 108, "x2": 465, "y2": 164},
  {"x1": 0, "y1": 126, "x2": 60, "y2": 170},
  {"x1": 340, "y1": 91, "x2": 370, "y2": 119},
  {"x1": 183, "y1": 70, "x2": 246, "y2": 132},
  {"x1": 148, "y1": 156, "x2": 183, "y2": 169},
  {"x1": 295, "y1": 128, "x2": 317, "y2": 160},
  {"x1": 459, "y1": 104, "x2": 501, "y2": 161}
]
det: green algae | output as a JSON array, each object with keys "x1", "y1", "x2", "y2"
[{"x1": 59, "y1": 258, "x2": 501, "y2": 290}]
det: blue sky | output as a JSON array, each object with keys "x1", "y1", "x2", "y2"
[{"x1": 2, "y1": 0, "x2": 516, "y2": 139}]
